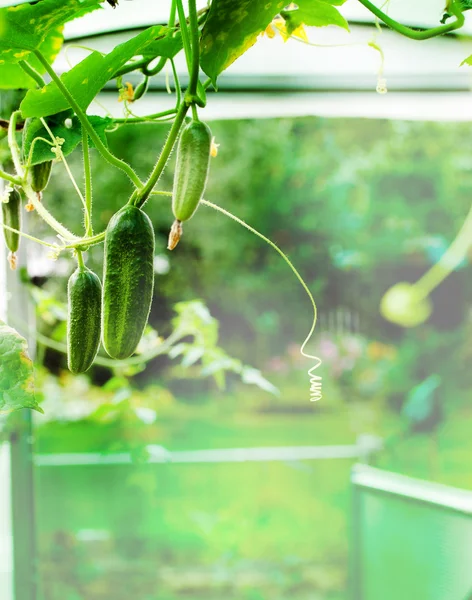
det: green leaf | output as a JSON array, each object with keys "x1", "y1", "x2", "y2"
[
  {"x1": 283, "y1": 0, "x2": 349, "y2": 34},
  {"x1": 442, "y1": 0, "x2": 472, "y2": 23},
  {"x1": 200, "y1": 0, "x2": 285, "y2": 84},
  {"x1": 0, "y1": 321, "x2": 43, "y2": 415},
  {"x1": 22, "y1": 112, "x2": 112, "y2": 165},
  {"x1": 0, "y1": 26, "x2": 64, "y2": 90},
  {"x1": 21, "y1": 25, "x2": 168, "y2": 119},
  {"x1": 240, "y1": 367, "x2": 280, "y2": 396},
  {"x1": 200, "y1": 0, "x2": 350, "y2": 83},
  {"x1": 461, "y1": 54, "x2": 472, "y2": 66},
  {"x1": 0, "y1": 0, "x2": 102, "y2": 65},
  {"x1": 141, "y1": 30, "x2": 183, "y2": 60}
]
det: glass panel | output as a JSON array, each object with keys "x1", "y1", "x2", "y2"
[
  {"x1": 30, "y1": 106, "x2": 472, "y2": 600},
  {"x1": 57, "y1": 22, "x2": 472, "y2": 92},
  {"x1": 0, "y1": 444, "x2": 13, "y2": 600},
  {"x1": 359, "y1": 490, "x2": 472, "y2": 600}
]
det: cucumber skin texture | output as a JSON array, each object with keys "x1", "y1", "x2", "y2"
[
  {"x1": 172, "y1": 120, "x2": 212, "y2": 222},
  {"x1": 102, "y1": 205, "x2": 155, "y2": 360},
  {"x1": 2, "y1": 188, "x2": 21, "y2": 253},
  {"x1": 28, "y1": 161, "x2": 52, "y2": 193},
  {"x1": 67, "y1": 267, "x2": 102, "y2": 374}
]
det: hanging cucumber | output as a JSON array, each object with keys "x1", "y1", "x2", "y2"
[
  {"x1": 27, "y1": 160, "x2": 52, "y2": 193},
  {"x1": 67, "y1": 266, "x2": 102, "y2": 374},
  {"x1": 168, "y1": 119, "x2": 212, "y2": 250},
  {"x1": 2, "y1": 187, "x2": 21, "y2": 256},
  {"x1": 102, "y1": 205, "x2": 155, "y2": 360},
  {"x1": 22, "y1": 117, "x2": 53, "y2": 193},
  {"x1": 132, "y1": 75, "x2": 150, "y2": 102}
]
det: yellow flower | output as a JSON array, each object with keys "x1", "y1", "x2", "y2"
[
  {"x1": 210, "y1": 137, "x2": 220, "y2": 158},
  {"x1": 272, "y1": 16, "x2": 290, "y2": 42},
  {"x1": 118, "y1": 82, "x2": 134, "y2": 103},
  {"x1": 262, "y1": 23, "x2": 277, "y2": 39},
  {"x1": 268, "y1": 15, "x2": 308, "y2": 43},
  {"x1": 291, "y1": 23, "x2": 309, "y2": 42}
]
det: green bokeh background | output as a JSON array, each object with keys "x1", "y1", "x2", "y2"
[{"x1": 24, "y1": 113, "x2": 472, "y2": 599}]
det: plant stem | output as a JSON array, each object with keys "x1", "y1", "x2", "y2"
[
  {"x1": 357, "y1": 0, "x2": 465, "y2": 40},
  {"x1": 34, "y1": 50, "x2": 143, "y2": 189},
  {"x1": 143, "y1": 0, "x2": 177, "y2": 77},
  {"x1": 143, "y1": 57, "x2": 167, "y2": 77},
  {"x1": 171, "y1": 59, "x2": 182, "y2": 105},
  {"x1": 415, "y1": 201, "x2": 472, "y2": 297},
  {"x1": 40, "y1": 117, "x2": 88, "y2": 214},
  {"x1": 8, "y1": 111, "x2": 23, "y2": 177},
  {"x1": 23, "y1": 178, "x2": 79, "y2": 241},
  {"x1": 112, "y1": 108, "x2": 177, "y2": 124},
  {"x1": 1, "y1": 223, "x2": 58, "y2": 248},
  {"x1": 134, "y1": 102, "x2": 189, "y2": 208},
  {"x1": 176, "y1": 0, "x2": 193, "y2": 76},
  {"x1": 113, "y1": 5, "x2": 208, "y2": 78},
  {"x1": 76, "y1": 250, "x2": 85, "y2": 270},
  {"x1": 18, "y1": 60, "x2": 46, "y2": 87},
  {"x1": 82, "y1": 126, "x2": 93, "y2": 236},
  {"x1": 66, "y1": 231, "x2": 105, "y2": 249},
  {"x1": 0, "y1": 168, "x2": 21, "y2": 186},
  {"x1": 199, "y1": 198, "x2": 321, "y2": 369},
  {"x1": 187, "y1": 0, "x2": 200, "y2": 99}
]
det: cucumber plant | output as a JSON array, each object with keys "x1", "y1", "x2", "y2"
[{"x1": 0, "y1": 0, "x2": 469, "y2": 413}]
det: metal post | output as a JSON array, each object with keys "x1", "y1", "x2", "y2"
[
  {"x1": 9, "y1": 411, "x2": 37, "y2": 600},
  {"x1": 0, "y1": 173, "x2": 37, "y2": 600},
  {"x1": 350, "y1": 467, "x2": 363, "y2": 600}
]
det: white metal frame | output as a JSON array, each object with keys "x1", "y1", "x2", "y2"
[{"x1": 0, "y1": 183, "x2": 13, "y2": 600}]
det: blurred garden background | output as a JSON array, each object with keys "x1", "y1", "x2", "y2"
[{"x1": 5, "y1": 113, "x2": 472, "y2": 599}]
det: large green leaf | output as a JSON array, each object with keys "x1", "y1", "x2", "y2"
[
  {"x1": 22, "y1": 111, "x2": 112, "y2": 165},
  {"x1": 0, "y1": 26, "x2": 64, "y2": 90},
  {"x1": 0, "y1": 321, "x2": 42, "y2": 414},
  {"x1": 442, "y1": 0, "x2": 472, "y2": 23},
  {"x1": 0, "y1": 0, "x2": 102, "y2": 64},
  {"x1": 141, "y1": 29, "x2": 183, "y2": 60},
  {"x1": 200, "y1": 0, "x2": 285, "y2": 85},
  {"x1": 21, "y1": 26, "x2": 169, "y2": 119},
  {"x1": 283, "y1": 0, "x2": 349, "y2": 34},
  {"x1": 200, "y1": 0, "x2": 348, "y2": 84}
]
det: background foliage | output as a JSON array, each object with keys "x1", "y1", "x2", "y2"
[{"x1": 21, "y1": 113, "x2": 472, "y2": 600}]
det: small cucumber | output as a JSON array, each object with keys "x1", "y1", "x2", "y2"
[
  {"x1": 172, "y1": 119, "x2": 212, "y2": 223},
  {"x1": 2, "y1": 188, "x2": 21, "y2": 254},
  {"x1": 102, "y1": 205, "x2": 155, "y2": 360},
  {"x1": 67, "y1": 267, "x2": 102, "y2": 374},
  {"x1": 132, "y1": 76, "x2": 149, "y2": 101},
  {"x1": 22, "y1": 117, "x2": 53, "y2": 193},
  {"x1": 28, "y1": 160, "x2": 52, "y2": 193}
]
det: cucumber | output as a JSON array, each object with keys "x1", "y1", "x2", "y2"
[
  {"x1": 172, "y1": 119, "x2": 212, "y2": 223},
  {"x1": 22, "y1": 117, "x2": 53, "y2": 193},
  {"x1": 102, "y1": 205, "x2": 155, "y2": 360},
  {"x1": 2, "y1": 188, "x2": 21, "y2": 254},
  {"x1": 132, "y1": 76, "x2": 149, "y2": 101},
  {"x1": 67, "y1": 267, "x2": 102, "y2": 374},
  {"x1": 27, "y1": 160, "x2": 52, "y2": 193}
]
